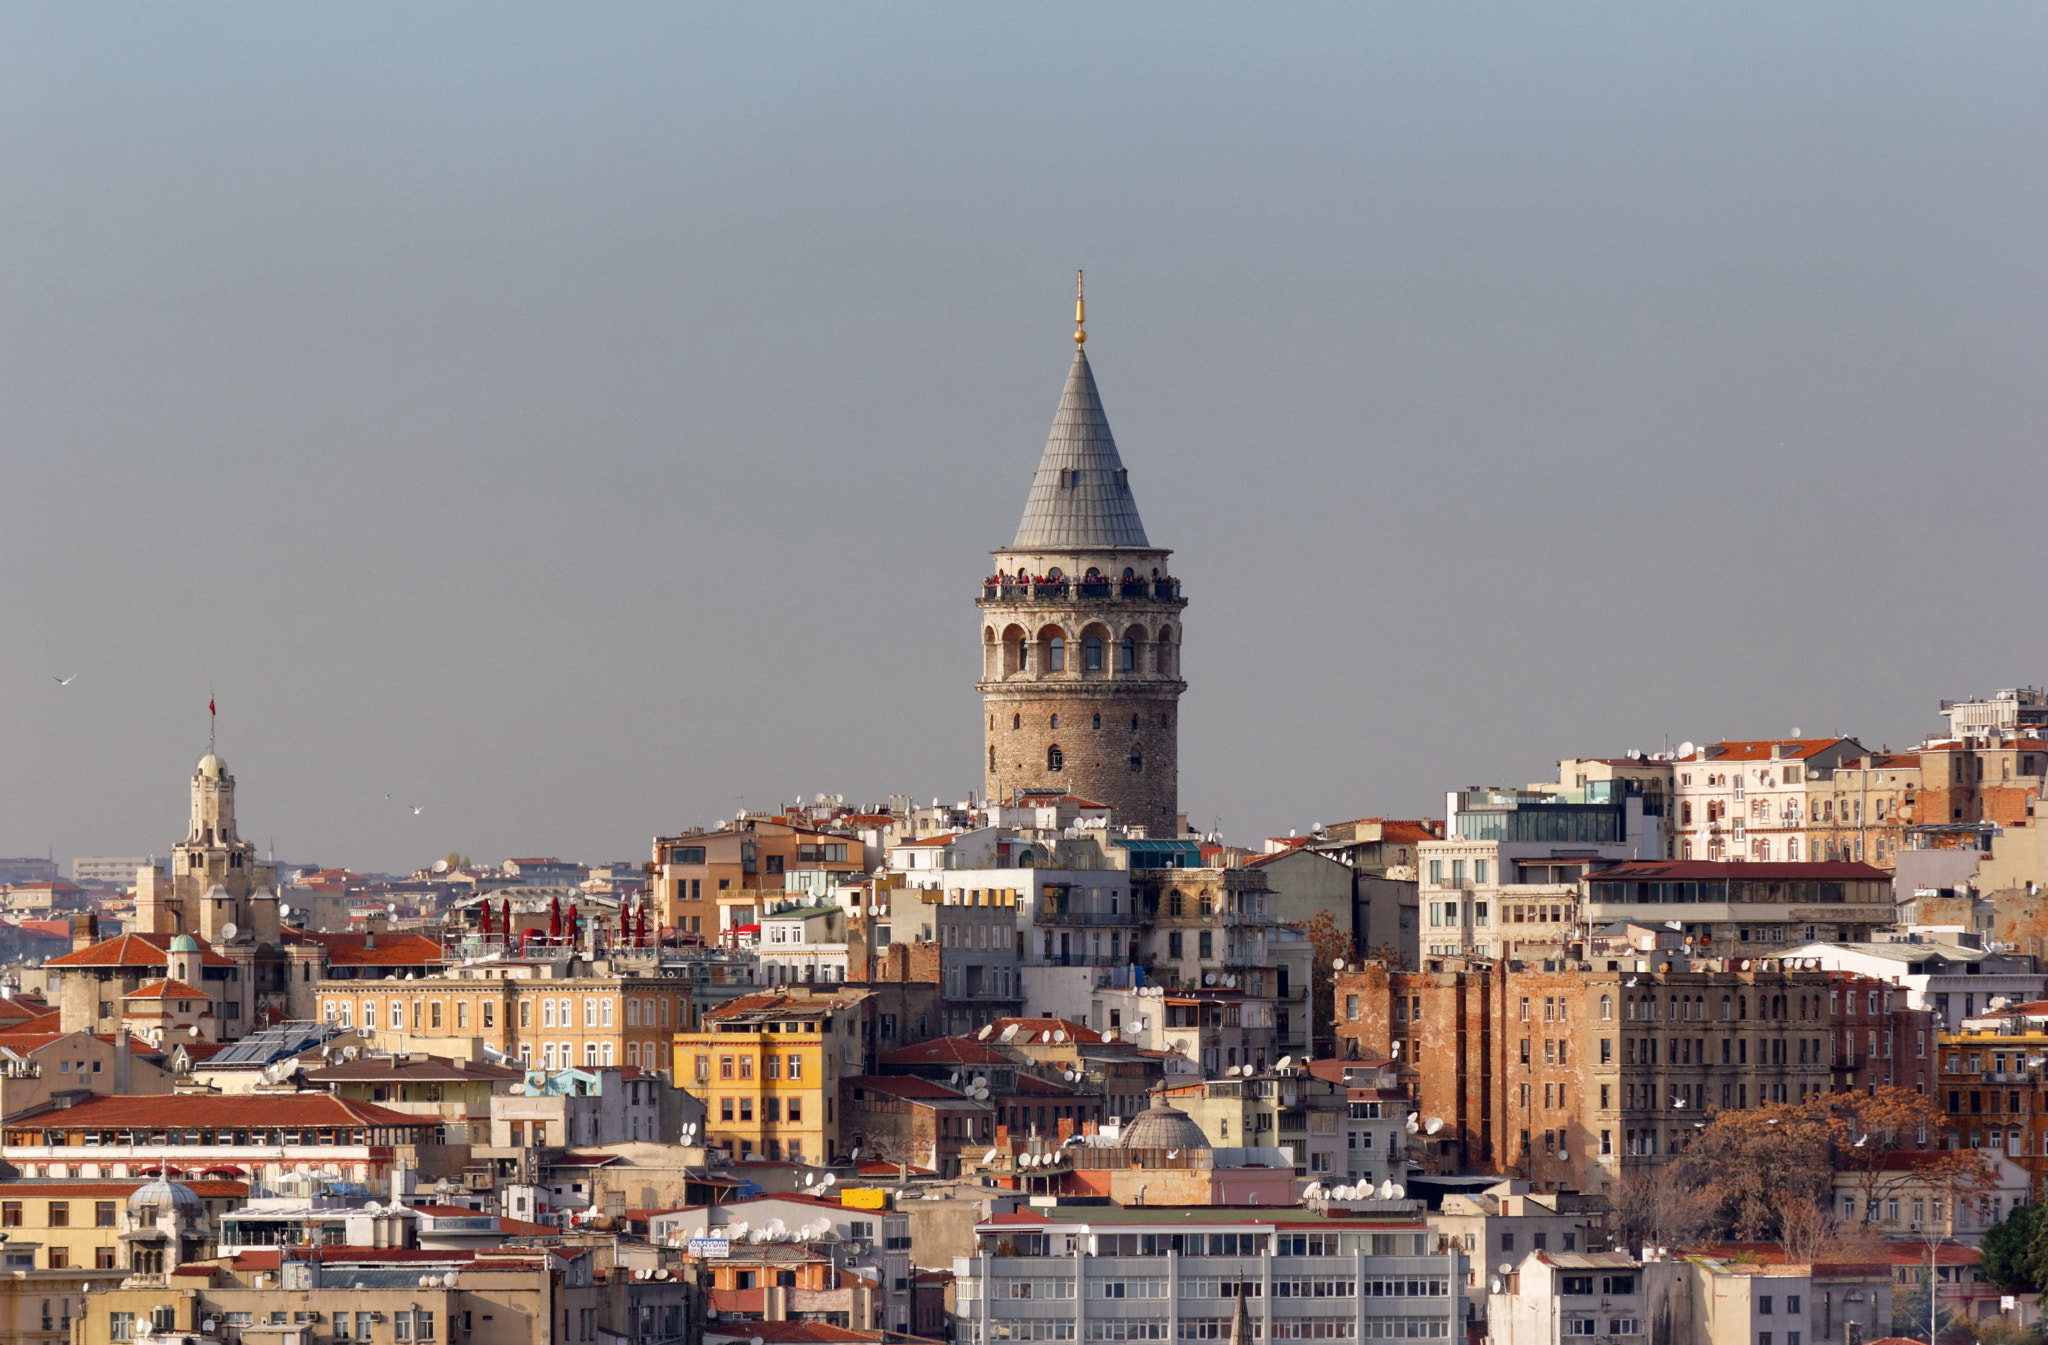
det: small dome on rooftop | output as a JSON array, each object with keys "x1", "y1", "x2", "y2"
[
  {"x1": 168, "y1": 934, "x2": 201, "y2": 953},
  {"x1": 1118, "y1": 1090, "x2": 1209, "y2": 1151},
  {"x1": 129, "y1": 1179, "x2": 202, "y2": 1212},
  {"x1": 196, "y1": 753, "x2": 226, "y2": 778}
]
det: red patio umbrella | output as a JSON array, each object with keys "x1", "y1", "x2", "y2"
[
  {"x1": 478, "y1": 903, "x2": 492, "y2": 938},
  {"x1": 567, "y1": 904, "x2": 580, "y2": 944},
  {"x1": 635, "y1": 903, "x2": 648, "y2": 947},
  {"x1": 548, "y1": 895, "x2": 562, "y2": 940},
  {"x1": 500, "y1": 898, "x2": 511, "y2": 938}
]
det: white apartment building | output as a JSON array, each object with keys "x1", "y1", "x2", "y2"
[
  {"x1": 956, "y1": 1206, "x2": 1466, "y2": 1345},
  {"x1": 1419, "y1": 781, "x2": 1662, "y2": 958},
  {"x1": 1668, "y1": 738, "x2": 1872, "y2": 863}
]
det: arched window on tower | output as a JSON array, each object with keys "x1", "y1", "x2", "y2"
[
  {"x1": 1050, "y1": 714, "x2": 1060, "y2": 730},
  {"x1": 990, "y1": 746, "x2": 997, "y2": 771},
  {"x1": 1130, "y1": 714, "x2": 1139, "y2": 732},
  {"x1": 1092, "y1": 713, "x2": 1101, "y2": 730},
  {"x1": 1120, "y1": 637, "x2": 1135, "y2": 671},
  {"x1": 1129, "y1": 748, "x2": 1143, "y2": 774},
  {"x1": 1047, "y1": 638, "x2": 1066, "y2": 671},
  {"x1": 1047, "y1": 745, "x2": 1064, "y2": 772},
  {"x1": 1084, "y1": 637, "x2": 1103, "y2": 671}
]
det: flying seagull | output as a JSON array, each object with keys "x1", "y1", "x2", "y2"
[
  {"x1": 52, "y1": 674, "x2": 77, "y2": 686},
  {"x1": 410, "y1": 806, "x2": 424, "y2": 816}
]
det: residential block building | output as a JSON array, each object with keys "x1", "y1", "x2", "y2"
[
  {"x1": 1336, "y1": 953, "x2": 1845, "y2": 1194},
  {"x1": 673, "y1": 988, "x2": 870, "y2": 1162},
  {"x1": 954, "y1": 1205, "x2": 1466, "y2": 1345}
]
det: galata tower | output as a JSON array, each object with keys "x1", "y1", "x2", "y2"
[{"x1": 978, "y1": 280, "x2": 1186, "y2": 836}]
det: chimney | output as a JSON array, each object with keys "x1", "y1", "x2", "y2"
[{"x1": 363, "y1": 929, "x2": 376, "y2": 951}]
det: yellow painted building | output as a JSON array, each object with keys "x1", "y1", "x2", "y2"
[
  {"x1": 316, "y1": 971, "x2": 690, "y2": 1074},
  {"x1": 673, "y1": 988, "x2": 868, "y2": 1163}
]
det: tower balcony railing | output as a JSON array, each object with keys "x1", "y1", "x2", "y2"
[{"x1": 981, "y1": 579, "x2": 1182, "y2": 603}]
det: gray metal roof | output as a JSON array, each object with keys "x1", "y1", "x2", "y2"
[
  {"x1": 1011, "y1": 349, "x2": 1150, "y2": 550},
  {"x1": 201, "y1": 1021, "x2": 342, "y2": 1069}
]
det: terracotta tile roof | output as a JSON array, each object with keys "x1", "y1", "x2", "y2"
[
  {"x1": 1698, "y1": 738, "x2": 1858, "y2": 762},
  {"x1": 15, "y1": 1092, "x2": 431, "y2": 1130},
  {"x1": 846, "y1": 1076, "x2": 977, "y2": 1103},
  {"x1": 0, "y1": 1179, "x2": 246, "y2": 1198},
  {"x1": 123, "y1": 979, "x2": 210, "y2": 1000},
  {"x1": 989, "y1": 1017, "x2": 1101, "y2": 1044},
  {"x1": 47, "y1": 933, "x2": 233, "y2": 969},
  {"x1": 892, "y1": 834, "x2": 965, "y2": 848},
  {"x1": 297, "y1": 931, "x2": 446, "y2": 967},
  {"x1": 877, "y1": 1038, "x2": 1011, "y2": 1067}
]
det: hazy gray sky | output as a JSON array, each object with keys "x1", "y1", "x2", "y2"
[{"x1": 3, "y1": 5, "x2": 2044, "y2": 872}]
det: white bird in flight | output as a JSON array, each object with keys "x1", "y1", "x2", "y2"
[
  {"x1": 410, "y1": 806, "x2": 424, "y2": 816},
  {"x1": 52, "y1": 674, "x2": 77, "y2": 686}
]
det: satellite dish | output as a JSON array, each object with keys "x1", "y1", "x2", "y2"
[
  {"x1": 1390, "y1": 1184, "x2": 1405, "y2": 1199},
  {"x1": 973, "y1": 1076, "x2": 988, "y2": 1089},
  {"x1": 1499, "y1": 1263, "x2": 1513, "y2": 1277},
  {"x1": 220, "y1": 922, "x2": 238, "y2": 941},
  {"x1": 1332, "y1": 958, "x2": 1345, "y2": 970},
  {"x1": 1405, "y1": 1114, "x2": 1420, "y2": 1133},
  {"x1": 1276, "y1": 1055, "x2": 1292, "y2": 1070},
  {"x1": 982, "y1": 1148, "x2": 998, "y2": 1164},
  {"x1": 1490, "y1": 1278, "x2": 1503, "y2": 1295},
  {"x1": 1377, "y1": 1180, "x2": 1395, "y2": 1199},
  {"x1": 1103, "y1": 1029, "x2": 1117, "y2": 1043},
  {"x1": 820, "y1": 1174, "x2": 835, "y2": 1187},
  {"x1": 278, "y1": 904, "x2": 291, "y2": 918},
  {"x1": 978, "y1": 1026, "x2": 993, "y2": 1040},
  {"x1": 1425, "y1": 1117, "x2": 1444, "y2": 1135},
  {"x1": 1224, "y1": 975, "x2": 1237, "y2": 988},
  {"x1": 1678, "y1": 742, "x2": 1695, "y2": 758},
  {"x1": 188, "y1": 1025, "x2": 201, "y2": 1037},
  {"x1": 387, "y1": 903, "x2": 398, "y2": 915},
  {"x1": 1203, "y1": 973, "x2": 1215, "y2": 986}
]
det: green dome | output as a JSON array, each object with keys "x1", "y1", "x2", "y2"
[{"x1": 168, "y1": 934, "x2": 201, "y2": 952}]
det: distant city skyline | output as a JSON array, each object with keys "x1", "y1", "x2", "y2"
[{"x1": 2, "y1": 6, "x2": 2043, "y2": 871}]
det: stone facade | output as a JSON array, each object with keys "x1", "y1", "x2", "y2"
[{"x1": 977, "y1": 345, "x2": 1186, "y2": 837}]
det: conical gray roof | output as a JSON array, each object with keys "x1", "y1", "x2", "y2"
[{"x1": 1011, "y1": 349, "x2": 1150, "y2": 550}]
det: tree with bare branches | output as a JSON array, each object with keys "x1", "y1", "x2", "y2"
[
  {"x1": 1607, "y1": 1163, "x2": 1720, "y2": 1253},
  {"x1": 1683, "y1": 1087, "x2": 1997, "y2": 1257},
  {"x1": 1300, "y1": 909, "x2": 1357, "y2": 1058}
]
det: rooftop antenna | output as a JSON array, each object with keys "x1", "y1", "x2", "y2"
[{"x1": 1074, "y1": 270, "x2": 1086, "y2": 346}]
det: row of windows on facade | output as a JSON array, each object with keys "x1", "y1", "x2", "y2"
[
  {"x1": 1683, "y1": 794, "x2": 1902, "y2": 825},
  {"x1": 1425, "y1": 900, "x2": 1577, "y2": 927},
  {"x1": 989, "y1": 630, "x2": 1177, "y2": 675},
  {"x1": 1000, "y1": 711, "x2": 1167, "y2": 732},
  {"x1": 694, "y1": 1051, "x2": 808, "y2": 1081},
  {"x1": 1006, "y1": 744, "x2": 1144, "y2": 774},
  {"x1": 1677, "y1": 836, "x2": 1883, "y2": 863},
  {"x1": 114, "y1": 1310, "x2": 445, "y2": 1340},
  {"x1": 975, "y1": 1320, "x2": 1449, "y2": 1342},
  {"x1": 322, "y1": 994, "x2": 677, "y2": 1031}
]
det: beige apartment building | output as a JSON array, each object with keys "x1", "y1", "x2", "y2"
[
  {"x1": 649, "y1": 818, "x2": 870, "y2": 942},
  {"x1": 316, "y1": 963, "x2": 692, "y2": 1073},
  {"x1": 76, "y1": 1245, "x2": 604, "y2": 1345},
  {"x1": 1669, "y1": 738, "x2": 1874, "y2": 863}
]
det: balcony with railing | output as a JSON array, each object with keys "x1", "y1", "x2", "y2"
[{"x1": 981, "y1": 577, "x2": 1184, "y2": 604}]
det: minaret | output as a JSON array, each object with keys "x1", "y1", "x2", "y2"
[{"x1": 977, "y1": 276, "x2": 1186, "y2": 836}]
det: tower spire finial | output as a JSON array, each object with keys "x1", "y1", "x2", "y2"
[{"x1": 1074, "y1": 270, "x2": 1086, "y2": 346}]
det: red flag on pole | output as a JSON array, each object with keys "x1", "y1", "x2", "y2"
[{"x1": 209, "y1": 698, "x2": 215, "y2": 716}]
